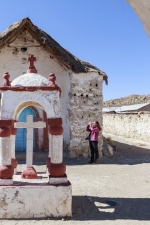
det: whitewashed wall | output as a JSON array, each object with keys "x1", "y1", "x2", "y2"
[
  {"x1": 103, "y1": 113, "x2": 150, "y2": 142},
  {"x1": 0, "y1": 30, "x2": 70, "y2": 147}
]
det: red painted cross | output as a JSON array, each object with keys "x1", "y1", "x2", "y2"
[{"x1": 28, "y1": 55, "x2": 36, "y2": 67}]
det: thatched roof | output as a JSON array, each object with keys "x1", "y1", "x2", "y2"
[{"x1": 0, "y1": 18, "x2": 108, "y2": 84}]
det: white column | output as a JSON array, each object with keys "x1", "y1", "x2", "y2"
[
  {"x1": 0, "y1": 136, "x2": 13, "y2": 185},
  {"x1": 49, "y1": 135, "x2": 67, "y2": 184},
  {"x1": 10, "y1": 135, "x2": 17, "y2": 175},
  {"x1": 0, "y1": 137, "x2": 11, "y2": 165},
  {"x1": 11, "y1": 135, "x2": 16, "y2": 159},
  {"x1": 51, "y1": 135, "x2": 63, "y2": 164},
  {"x1": 48, "y1": 134, "x2": 52, "y2": 158}
]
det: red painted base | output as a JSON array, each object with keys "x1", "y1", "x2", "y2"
[
  {"x1": 46, "y1": 157, "x2": 51, "y2": 167},
  {"x1": 48, "y1": 163, "x2": 66, "y2": 177},
  {"x1": 21, "y1": 167, "x2": 37, "y2": 179},
  {"x1": 0, "y1": 165, "x2": 14, "y2": 179},
  {"x1": 11, "y1": 158, "x2": 18, "y2": 168}
]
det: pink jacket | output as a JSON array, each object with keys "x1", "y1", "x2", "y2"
[{"x1": 86, "y1": 124, "x2": 100, "y2": 141}]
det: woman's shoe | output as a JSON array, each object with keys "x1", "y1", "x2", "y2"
[
  {"x1": 88, "y1": 161, "x2": 94, "y2": 164},
  {"x1": 95, "y1": 158, "x2": 99, "y2": 164}
]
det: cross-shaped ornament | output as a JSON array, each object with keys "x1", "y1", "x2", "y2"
[
  {"x1": 15, "y1": 115, "x2": 46, "y2": 167},
  {"x1": 27, "y1": 54, "x2": 37, "y2": 73}
]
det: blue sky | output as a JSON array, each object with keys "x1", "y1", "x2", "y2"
[{"x1": 0, "y1": 0, "x2": 150, "y2": 101}]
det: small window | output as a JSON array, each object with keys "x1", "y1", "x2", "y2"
[{"x1": 21, "y1": 47, "x2": 27, "y2": 52}]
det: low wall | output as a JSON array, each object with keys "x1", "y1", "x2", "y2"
[{"x1": 103, "y1": 114, "x2": 150, "y2": 143}]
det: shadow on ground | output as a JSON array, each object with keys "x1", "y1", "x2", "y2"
[
  {"x1": 2, "y1": 196, "x2": 149, "y2": 222},
  {"x1": 16, "y1": 140, "x2": 150, "y2": 166},
  {"x1": 72, "y1": 195, "x2": 150, "y2": 221},
  {"x1": 65, "y1": 141, "x2": 150, "y2": 166}
]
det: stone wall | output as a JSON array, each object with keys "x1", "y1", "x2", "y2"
[
  {"x1": 103, "y1": 113, "x2": 150, "y2": 142},
  {"x1": 69, "y1": 72, "x2": 103, "y2": 158}
]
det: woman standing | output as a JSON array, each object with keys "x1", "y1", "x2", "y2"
[{"x1": 86, "y1": 121, "x2": 101, "y2": 164}]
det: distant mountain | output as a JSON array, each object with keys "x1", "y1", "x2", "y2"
[{"x1": 103, "y1": 94, "x2": 150, "y2": 107}]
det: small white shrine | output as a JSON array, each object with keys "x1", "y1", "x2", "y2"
[{"x1": 0, "y1": 55, "x2": 72, "y2": 218}]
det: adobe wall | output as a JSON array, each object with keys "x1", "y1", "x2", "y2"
[
  {"x1": 69, "y1": 72, "x2": 103, "y2": 158},
  {"x1": 103, "y1": 113, "x2": 150, "y2": 142}
]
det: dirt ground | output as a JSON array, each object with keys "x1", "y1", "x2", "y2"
[{"x1": 1, "y1": 134, "x2": 150, "y2": 225}]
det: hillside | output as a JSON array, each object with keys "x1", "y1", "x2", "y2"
[{"x1": 103, "y1": 94, "x2": 150, "y2": 107}]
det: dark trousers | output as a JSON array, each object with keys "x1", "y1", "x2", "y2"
[{"x1": 89, "y1": 141, "x2": 99, "y2": 162}]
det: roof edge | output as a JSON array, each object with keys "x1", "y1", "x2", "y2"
[{"x1": 0, "y1": 17, "x2": 108, "y2": 83}]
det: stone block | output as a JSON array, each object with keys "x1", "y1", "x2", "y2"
[
  {"x1": 0, "y1": 179, "x2": 13, "y2": 185},
  {"x1": 49, "y1": 175, "x2": 68, "y2": 184},
  {"x1": 0, "y1": 183, "x2": 72, "y2": 218}
]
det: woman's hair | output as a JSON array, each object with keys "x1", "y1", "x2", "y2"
[{"x1": 94, "y1": 121, "x2": 102, "y2": 130}]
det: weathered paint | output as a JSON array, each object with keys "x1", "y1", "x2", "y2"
[
  {"x1": 11, "y1": 73, "x2": 49, "y2": 86},
  {"x1": 0, "y1": 184, "x2": 72, "y2": 218},
  {"x1": 0, "y1": 90, "x2": 60, "y2": 119}
]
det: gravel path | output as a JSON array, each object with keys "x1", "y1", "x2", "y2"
[{"x1": 1, "y1": 134, "x2": 150, "y2": 225}]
